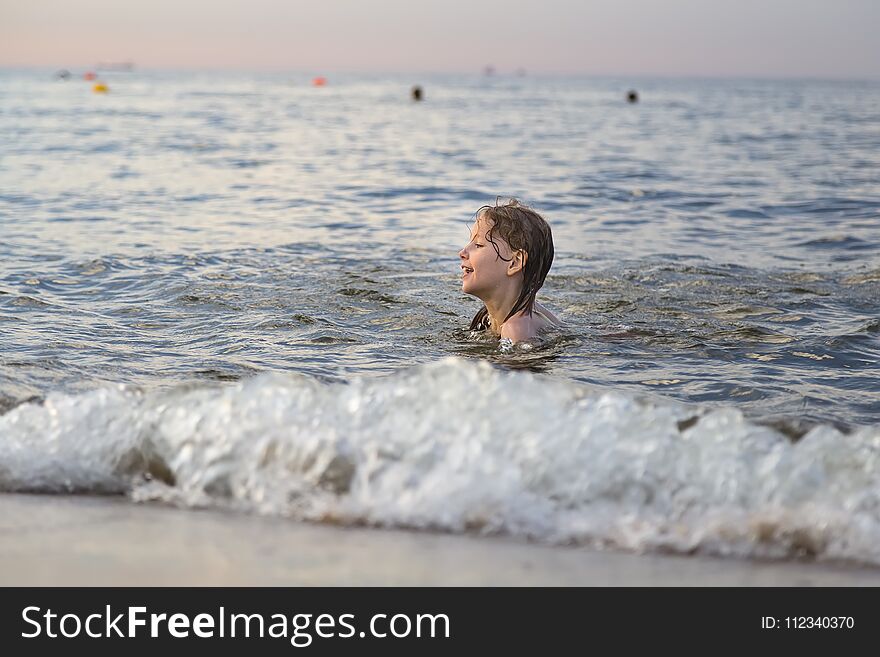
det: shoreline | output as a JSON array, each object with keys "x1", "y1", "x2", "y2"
[{"x1": 1, "y1": 493, "x2": 878, "y2": 586}]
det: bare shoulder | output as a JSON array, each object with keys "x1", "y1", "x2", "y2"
[
  {"x1": 500, "y1": 304, "x2": 561, "y2": 343},
  {"x1": 499, "y1": 314, "x2": 534, "y2": 342},
  {"x1": 534, "y1": 302, "x2": 562, "y2": 326}
]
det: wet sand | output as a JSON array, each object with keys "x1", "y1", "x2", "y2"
[{"x1": 1, "y1": 493, "x2": 877, "y2": 586}]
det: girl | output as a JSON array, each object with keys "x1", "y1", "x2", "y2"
[{"x1": 459, "y1": 199, "x2": 561, "y2": 343}]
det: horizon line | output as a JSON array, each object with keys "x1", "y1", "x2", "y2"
[{"x1": 1, "y1": 64, "x2": 878, "y2": 84}]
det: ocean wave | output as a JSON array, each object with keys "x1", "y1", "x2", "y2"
[{"x1": 2, "y1": 358, "x2": 879, "y2": 565}]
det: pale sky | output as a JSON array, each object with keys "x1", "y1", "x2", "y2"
[{"x1": 1, "y1": 0, "x2": 878, "y2": 78}]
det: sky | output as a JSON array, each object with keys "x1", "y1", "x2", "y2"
[{"x1": 1, "y1": 0, "x2": 878, "y2": 78}]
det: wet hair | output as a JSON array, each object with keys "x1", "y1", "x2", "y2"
[{"x1": 469, "y1": 199, "x2": 554, "y2": 331}]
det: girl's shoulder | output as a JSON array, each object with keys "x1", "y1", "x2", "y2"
[
  {"x1": 500, "y1": 303, "x2": 562, "y2": 342},
  {"x1": 499, "y1": 313, "x2": 533, "y2": 342},
  {"x1": 533, "y1": 302, "x2": 562, "y2": 327}
]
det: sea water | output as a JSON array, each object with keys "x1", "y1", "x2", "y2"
[{"x1": 1, "y1": 70, "x2": 878, "y2": 563}]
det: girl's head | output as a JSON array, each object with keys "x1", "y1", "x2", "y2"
[{"x1": 459, "y1": 199, "x2": 554, "y2": 328}]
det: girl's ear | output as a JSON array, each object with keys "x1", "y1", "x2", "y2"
[{"x1": 508, "y1": 250, "x2": 527, "y2": 275}]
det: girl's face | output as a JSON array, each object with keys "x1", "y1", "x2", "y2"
[{"x1": 458, "y1": 217, "x2": 515, "y2": 298}]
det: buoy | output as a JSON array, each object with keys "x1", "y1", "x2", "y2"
[
  {"x1": 312, "y1": 76, "x2": 327, "y2": 86},
  {"x1": 93, "y1": 82, "x2": 109, "y2": 93},
  {"x1": 84, "y1": 71, "x2": 97, "y2": 81},
  {"x1": 411, "y1": 85, "x2": 423, "y2": 101}
]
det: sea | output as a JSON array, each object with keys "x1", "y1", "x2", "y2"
[{"x1": 1, "y1": 69, "x2": 879, "y2": 564}]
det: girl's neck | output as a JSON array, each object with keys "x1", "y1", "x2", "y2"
[{"x1": 482, "y1": 285, "x2": 524, "y2": 335}]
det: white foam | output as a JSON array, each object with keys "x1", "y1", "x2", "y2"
[{"x1": 2, "y1": 357, "x2": 879, "y2": 564}]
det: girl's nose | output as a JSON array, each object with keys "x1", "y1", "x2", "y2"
[{"x1": 458, "y1": 247, "x2": 467, "y2": 259}]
